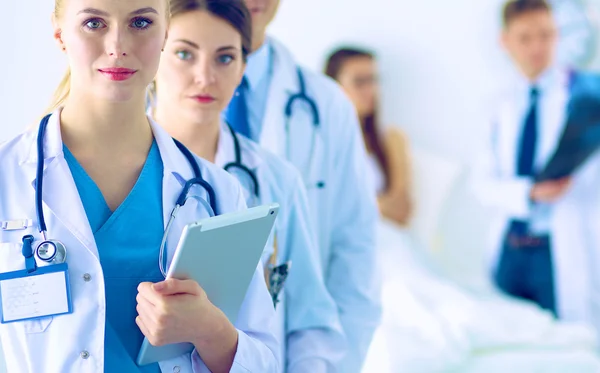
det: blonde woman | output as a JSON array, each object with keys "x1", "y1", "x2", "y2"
[{"x1": 0, "y1": 0, "x2": 278, "y2": 372}]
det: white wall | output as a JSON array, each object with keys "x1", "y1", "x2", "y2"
[
  {"x1": 0, "y1": 1, "x2": 65, "y2": 142},
  {"x1": 2, "y1": 0, "x2": 600, "y2": 150},
  {"x1": 266, "y1": 0, "x2": 600, "y2": 282},
  {"x1": 267, "y1": 0, "x2": 503, "y2": 161},
  {"x1": 268, "y1": 0, "x2": 600, "y2": 161}
]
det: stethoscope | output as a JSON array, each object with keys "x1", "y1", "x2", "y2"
[
  {"x1": 284, "y1": 67, "x2": 326, "y2": 190},
  {"x1": 222, "y1": 123, "x2": 290, "y2": 307},
  {"x1": 33, "y1": 114, "x2": 218, "y2": 278},
  {"x1": 222, "y1": 124, "x2": 260, "y2": 206}
]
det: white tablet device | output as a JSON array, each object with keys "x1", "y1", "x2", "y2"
[{"x1": 136, "y1": 203, "x2": 280, "y2": 366}]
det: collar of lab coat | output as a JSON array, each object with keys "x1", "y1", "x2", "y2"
[
  {"x1": 214, "y1": 121, "x2": 263, "y2": 170},
  {"x1": 256, "y1": 37, "x2": 299, "y2": 154},
  {"x1": 245, "y1": 40, "x2": 272, "y2": 92},
  {"x1": 21, "y1": 108, "x2": 196, "y2": 183},
  {"x1": 22, "y1": 110, "x2": 63, "y2": 167},
  {"x1": 509, "y1": 64, "x2": 569, "y2": 95},
  {"x1": 17, "y1": 107, "x2": 207, "y2": 257},
  {"x1": 265, "y1": 37, "x2": 298, "y2": 96}
]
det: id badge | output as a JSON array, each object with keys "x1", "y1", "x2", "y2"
[{"x1": 0, "y1": 263, "x2": 73, "y2": 323}]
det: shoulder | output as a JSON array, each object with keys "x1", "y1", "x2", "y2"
[
  {"x1": 269, "y1": 38, "x2": 351, "y2": 109},
  {"x1": 0, "y1": 129, "x2": 36, "y2": 168},
  {"x1": 384, "y1": 126, "x2": 408, "y2": 144},
  {"x1": 298, "y1": 66, "x2": 351, "y2": 107},
  {"x1": 571, "y1": 70, "x2": 600, "y2": 97},
  {"x1": 382, "y1": 126, "x2": 409, "y2": 152},
  {"x1": 0, "y1": 130, "x2": 37, "y2": 204}
]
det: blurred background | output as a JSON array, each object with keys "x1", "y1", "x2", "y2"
[{"x1": 2, "y1": 0, "x2": 600, "y2": 372}]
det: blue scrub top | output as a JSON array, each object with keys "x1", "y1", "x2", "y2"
[{"x1": 64, "y1": 141, "x2": 164, "y2": 372}]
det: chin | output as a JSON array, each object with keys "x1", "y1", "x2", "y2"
[
  {"x1": 185, "y1": 107, "x2": 220, "y2": 126},
  {"x1": 98, "y1": 86, "x2": 143, "y2": 103}
]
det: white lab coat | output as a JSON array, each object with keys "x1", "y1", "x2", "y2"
[
  {"x1": 0, "y1": 110, "x2": 279, "y2": 373},
  {"x1": 214, "y1": 123, "x2": 346, "y2": 372},
  {"x1": 470, "y1": 67, "x2": 600, "y2": 333},
  {"x1": 256, "y1": 37, "x2": 381, "y2": 373}
]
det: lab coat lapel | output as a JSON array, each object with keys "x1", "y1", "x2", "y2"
[
  {"x1": 496, "y1": 103, "x2": 521, "y2": 176},
  {"x1": 24, "y1": 111, "x2": 98, "y2": 257},
  {"x1": 215, "y1": 122, "x2": 262, "y2": 170},
  {"x1": 216, "y1": 123, "x2": 263, "y2": 208},
  {"x1": 259, "y1": 38, "x2": 297, "y2": 158},
  {"x1": 150, "y1": 118, "x2": 214, "y2": 271},
  {"x1": 214, "y1": 123, "x2": 237, "y2": 168}
]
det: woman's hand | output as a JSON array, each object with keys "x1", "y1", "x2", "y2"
[
  {"x1": 136, "y1": 278, "x2": 238, "y2": 372},
  {"x1": 379, "y1": 191, "x2": 413, "y2": 226}
]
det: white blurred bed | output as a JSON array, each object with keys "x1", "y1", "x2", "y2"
[{"x1": 361, "y1": 146, "x2": 600, "y2": 373}]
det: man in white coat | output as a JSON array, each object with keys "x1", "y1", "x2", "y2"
[
  {"x1": 224, "y1": 1, "x2": 381, "y2": 372},
  {"x1": 472, "y1": 0, "x2": 600, "y2": 333}
]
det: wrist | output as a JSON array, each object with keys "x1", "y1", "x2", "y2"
[
  {"x1": 192, "y1": 311, "x2": 238, "y2": 373},
  {"x1": 192, "y1": 306, "x2": 237, "y2": 350}
]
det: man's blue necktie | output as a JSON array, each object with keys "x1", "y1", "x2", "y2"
[
  {"x1": 225, "y1": 77, "x2": 251, "y2": 138},
  {"x1": 517, "y1": 87, "x2": 540, "y2": 177},
  {"x1": 511, "y1": 86, "x2": 540, "y2": 235}
]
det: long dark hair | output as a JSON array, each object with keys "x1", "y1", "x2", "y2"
[
  {"x1": 170, "y1": 0, "x2": 252, "y2": 61},
  {"x1": 325, "y1": 47, "x2": 390, "y2": 191}
]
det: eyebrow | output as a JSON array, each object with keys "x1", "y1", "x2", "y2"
[
  {"x1": 77, "y1": 7, "x2": 158, "y2": 17},
  {"x1": 173, "y1": 39, "x2": 240, "y2": 53}
]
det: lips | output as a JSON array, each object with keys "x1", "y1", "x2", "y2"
[
  {"x1": 192, "y1": 95, "x2": 216, "y2": 104},
  {"x1": 98, "y1": 67, "x2": 137, "y2": 81}
]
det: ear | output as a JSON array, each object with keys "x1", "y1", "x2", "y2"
[{"x1": 51, "y1": 13, "x2": 66, "y2": 52}]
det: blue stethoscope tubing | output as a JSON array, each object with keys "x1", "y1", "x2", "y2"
[{"x1": 34, "y1": 113, "x2": 218, "y2": 277}]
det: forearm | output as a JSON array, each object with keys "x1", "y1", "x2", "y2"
[{"x1": 192, "y1": 309, "x2": 238, "y2": 373}]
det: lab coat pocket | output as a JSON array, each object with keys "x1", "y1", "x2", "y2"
[
  {"x1": 0, "y1": 242, "x2": 26, "y2": 274},
  {"x1": 23, "y1": 317, "x2": 54, "y2": 334}
]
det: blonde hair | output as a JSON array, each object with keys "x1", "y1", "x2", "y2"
[
  {"x1": 46, "y1": 0, "x2": 69, "y2": 114},
  {"x1": 45, "y1": 0, "x2": 171, "y2": 114}
]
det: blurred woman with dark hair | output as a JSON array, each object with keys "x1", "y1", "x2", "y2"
[{"x1": 325, "y1": 48, "x2": 412, "y2": 226}]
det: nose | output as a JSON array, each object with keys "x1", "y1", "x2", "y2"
[
  {"x1": 105, "y1": 27, "x2": 129, "y2": 57},
  {"x1": 193, "y1": 58, "x2": 217, "y2": 85}
]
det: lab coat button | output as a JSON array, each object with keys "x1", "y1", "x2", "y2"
[
  {"x1": 83, "y1": 273, "x2": 92, "y2": 282},
  {"x1": 80, "y1": 350, "x2": 90, "y2": 359},
  {"x1": 173, "y1": 366, "x2": 181, "y2": 373}
]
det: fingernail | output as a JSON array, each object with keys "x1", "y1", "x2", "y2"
[{"x1": 153, "y1": 282, "x2": 165, "y2": 291}]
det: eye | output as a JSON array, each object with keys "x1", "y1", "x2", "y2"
[
  {"x1": 176, "y1": 50, "x2": 193, "y2": 61},
  {"x1": 131, "y1": 17, "x2": 153, "y2": 30},
  {"x1": 217, "y1": 54, "x2": 234, "y2": 65},
  {"x1": 84, "y1": 18, "x2": 106, "y2": 30}
]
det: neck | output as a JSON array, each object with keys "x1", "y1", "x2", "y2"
[
  {"x1": 522, "y1": 66, "x2": 549, "y2": 83},
  {"x1": 252, "y1": 30, "x2": 267, "y2": 53},
  {"x1": 154, "y1": 106, "x2": 220, "y2": 163},
  {"x1": 60, "y1": 93, "x2": 153, "y2": 154}
]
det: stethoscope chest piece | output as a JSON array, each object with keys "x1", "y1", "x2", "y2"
[{"x1": 36, "y1": 239, "x2": 67, "y2": 264}]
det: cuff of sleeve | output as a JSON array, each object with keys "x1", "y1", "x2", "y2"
[
  {"x1": 509, "y1": 178, "x2": 534, "y2": 218},
  {"x1": 192, "y1": 330, "x2": 273, "y2": 373}
]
